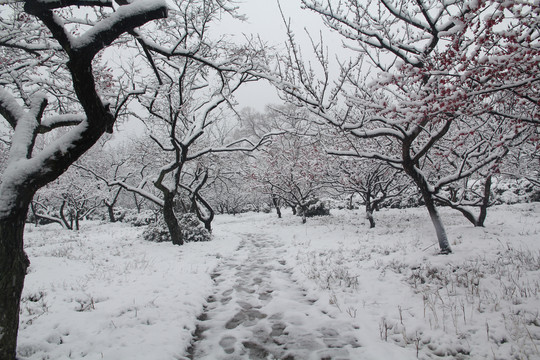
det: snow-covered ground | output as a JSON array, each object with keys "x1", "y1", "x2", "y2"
[{"x1": 18, "y1": 203, "x2": 540, "y2": 360}]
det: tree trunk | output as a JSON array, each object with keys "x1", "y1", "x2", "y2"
[
  {"x1": 0, "y1": 211, "x2": 30, "y2": 360},
  {"x1": 476, "y1": 175, "x2": 492, "y2": 227},
  {"x1": 272, "y1": 195, "x2": 281, "y2": 218},
  {"x1": 163, "y1": 194, "x2": 183, "y2": 245},
  {"x1": 75, "y1": 211, "x2": 80, "y2": 231},
  {"x1": 403, "y1": 152, "x2": 452, "y2": 254},
  {"x1": 30, "y1": 202, "x2": 39, "y2": 226},
  {"x1": 449, "y1": 205, "x2": 479, "y2": 227},
  {"x1": 192, "y1": 194, "x2": 214, "y2": 233},
  {"x1": 422, "y1": 191, "x2": 452, "y2": 254},
  {"x1": 59, "y1": 201, "x2": 73, "y2": 230},
  {"x1": 365, "y1": 192, "x2": 375, "y2": 228},
  {"x1": 133, "y1": 194, "x2": 142, "y2": 213},
  {"x1": 366, "y1": 209, "x2": 375, "y2": 228},
  {"x1": 300, "y1": 205, "x2": 307, "y2": 224},
  {"x1": 107, "y1": 204, "x2": 116, "y2": 223},
  {"x1": 435, "y1": 175, "x2": 492, "y2": 227}
]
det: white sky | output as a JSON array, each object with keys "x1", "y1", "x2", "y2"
[
  {"x1": 214, "y1": 0, "x2": 346, "y2": 111},
  {"x1": 0, "y1": 1, "x2": 348, "y2": 144}
]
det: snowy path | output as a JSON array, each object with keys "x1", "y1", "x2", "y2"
[{"x1": 188, "y1": 232, "x2": 361, "y2": 360}]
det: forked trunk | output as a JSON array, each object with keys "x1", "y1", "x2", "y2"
[
  {"x1": 437, "y1": 176, "x2": 492, "y2": 227},
  {"x1": 0, "y1": 210, "x2": 31, "y2": 360}
]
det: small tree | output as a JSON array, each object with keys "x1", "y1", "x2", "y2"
[
  {"x1": 33, "y1": 168, "x2": 103, "y2": 230},
  {"x1": 252, "y1": 111, "x2": 332, "y2": 223},
  {"x1": 334, "y1": 159, "x2": 408, "y2": 228}
]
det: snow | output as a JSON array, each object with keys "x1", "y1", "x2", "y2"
[
  {"x1": 18, "y1": 203, "x2": 540, "y2": 359},
  {"x1": 73, "y1": 0, "x2": 168, "y2": 52}
]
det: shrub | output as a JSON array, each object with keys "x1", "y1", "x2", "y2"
[
  {"x1": 142, "y1": 219, "x2": 170, "y2": 243},
  {"x1": 112, "y1": 207, "x2": 127, "y2": 222},
  {"x1": 297, "y1": 198, "x2": 330, "y2": 217},
  {"x1": 142, "y1": 213, "x2": 211, "y2": 243},
  {"x1": 126, "y1": 210, "x2": 156, "y2": 227},
  {"x1": 178, "y1": 213, "x2": 211, "y2": 242}
]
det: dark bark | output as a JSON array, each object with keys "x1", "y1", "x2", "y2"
[
  {"x1": 192, "y1": 194, "x2": 214, "y2": 232},
  {"x1": 366, "y1": 211, "x2": 375, "y2": 228},
  {"x1": 104, "y1": 187, "x2": 122, "y2": 223},
  {"x1": 133, "y1": 194, "x2": 142, "y2": 213},
  {"x1": 477, "y1": 175, "x2": 492, "y2": 227},
  {"x1": 290, "y1": 204, "x2": 297, "y2": 215},
  {"x1": 30, "y1": 202, "x2": 64, "y2": 227},
  {"x1": 366, "y1": 209, "x2": 375, "y2": 228},
  {"x1": 0, "y1": 209, "x2": 30, "y2": 360},
  {"x1": 163, "y1": 193, "x2": 183, "y2": 245},
  {"x1": 300, "y1": 205, "x2": 307, "y2": 224},
  {"x1": 403, "y1": 165, "x2": 451, "y2": 253},
  {"x1": 272, "y1": 194, "x2": 282, "y2": 218},
  {"x1": 437, "y1": 175, "x2": 492, "y2": 227},
  {"x1": 347, "y1": 194, "x2": 354, "y2": 210},
  {"x1": 74, "y1": 213, "x2": 80, "y2": 231},
  {"x1": 189, "y1": 172, "x2": 213, "y2": 232},
  {"x1": 59, "y1": 201, "x2": 73, "y2": 230},
  {"x1": 107, "y1": 204, "x2": 116, "y2": 223},
  {"x1": 365, "y1": 192, "x2": 375, "y2": 228},
  {"x1": 30, "y1": 201, "x2": 39, "y2": 226}
]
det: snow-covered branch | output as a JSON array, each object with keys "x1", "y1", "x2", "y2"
[{"x1": 186, "y1": 131, "x2": 283, "y2": 161}]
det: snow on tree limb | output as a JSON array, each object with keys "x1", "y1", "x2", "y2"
[
  {"x1": 39, "y1": 114, "x2": 87, "y2": 132},
  {"x1": 26, "y1": 0, "x2": 114, "y2": 9},
  {"x1": 0, "y1": 88, "x2": 25, "y2": 129},
  {"x1": 24, "y1": 0, "x2": 168, "y2": 60}
]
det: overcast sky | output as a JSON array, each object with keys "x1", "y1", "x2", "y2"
[{"x1": 214, "y1": 0, "x2": 344, "y2": 111}]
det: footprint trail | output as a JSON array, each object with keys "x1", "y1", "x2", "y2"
[{"x1": 188, "y1": 233, "x2": 361, "y2": 360}]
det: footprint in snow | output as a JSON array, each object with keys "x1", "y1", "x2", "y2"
[{"x1": 188, "y1": 233, "x2": 361, "y2": 360}]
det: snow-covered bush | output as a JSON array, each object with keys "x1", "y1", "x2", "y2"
[
  {"x1": 125, "y1": 210, "x2": 156, "y2": 227},
  {"x1": 142, "y1": 219, "x2": 170, "y2": 243},
  {"x1": 261, "y1": 206, "x2": 272, "y2": 214},
  {"x1": 178, "y1": 213, "x2": 211, "y2": 242},
  {"x1": 112, "y1": 207, "x2": 127, "y2": 222},
  {"x1": 142, "y1": 213, "x2": 211, "y2": 243},
  {"x1": 492, "y1": 178, "x2": 540, "y2": 204},
  {"x1": 297, "y1": 199, "x2": 330, "y2": 218}
]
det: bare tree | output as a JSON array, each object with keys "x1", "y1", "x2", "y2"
[
  {"x1": 334, "y1": 159, "x2": 408, "y2": 228},
  {"x1": 32, "y1": 167, "x2": 102, "y2": 229},
  {"x1": 93, "y1": 0, "x2": 277, "y2": 244},
  {"x1": 252, "y1": 129, "x2": 332, "y2": 223},
  {"x1": 266, "y1": 0, "x2": 539, "y2": 253}
]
